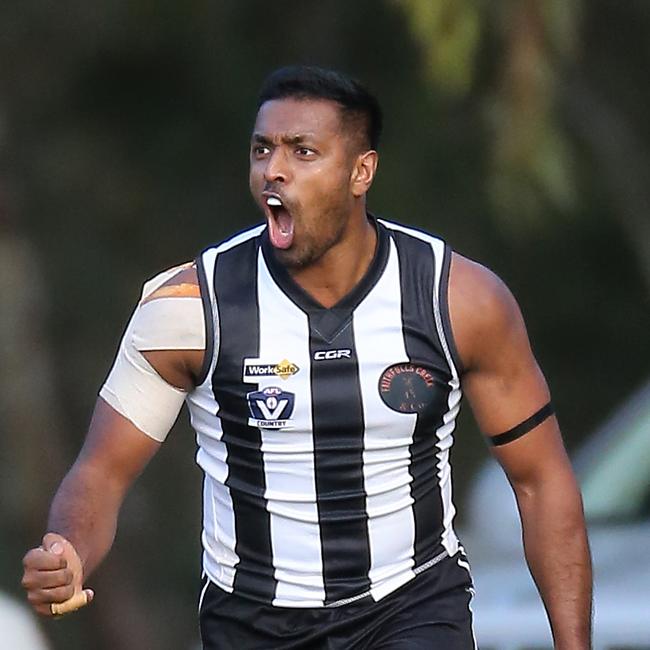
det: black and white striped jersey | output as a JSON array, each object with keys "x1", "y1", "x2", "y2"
[{"x1": 186, "y1": 216, "x2": 464, "y2": 608}]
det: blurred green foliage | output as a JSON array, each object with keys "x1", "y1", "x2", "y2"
[
  {"x1": 1, "y1": 1, "x2": 648, "y2": 649},
  {"x1": 396, "y1": 0, "x2": 583, "y2": 226}
]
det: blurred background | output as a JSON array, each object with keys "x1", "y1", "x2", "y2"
[{"x1": 1, "y1": 1, "x2": 648, "y2": 648}]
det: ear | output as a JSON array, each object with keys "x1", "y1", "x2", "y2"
[{"x1": 350, "y1": 150, "x2": 379, "y2": 197}]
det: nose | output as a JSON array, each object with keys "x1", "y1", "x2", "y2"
[{"x1": 264, "y1": 148, "x2": 290, "y2": 184}]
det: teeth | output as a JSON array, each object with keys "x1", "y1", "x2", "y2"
[{"x1": 266, "y1": 196, "x2": 282, "y2": 207}]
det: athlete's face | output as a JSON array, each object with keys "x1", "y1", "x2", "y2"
[{"x1": 249, "y1": 98, "x2": 364, "y2": 269}]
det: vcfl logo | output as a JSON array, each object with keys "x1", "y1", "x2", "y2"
[
  {"x1": 313, "y1": 349, "x2": 352, "y2": 361},
  {"x1": 247, "y1": 386, "x2": 295, "y2": 429},
  {"x1": 255, "y1": 394, "x2": 288, "y2": 420}
]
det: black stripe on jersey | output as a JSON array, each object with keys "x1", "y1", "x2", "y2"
[
  {"x1": 195, "y1": 253, "x2": 215, "y2": 386},
  {"x1": 211, "y1": 238, "x2": 276, "y2": 603},
  {"x1": 392, "y1": 230, "x2": 450, "y2": 568},
  {"x1": 308, "y1": 316, "x2": 371, "y2": 604},
  {"x1": 440, "y1": 244, "x2": 464, "y2": 376}
]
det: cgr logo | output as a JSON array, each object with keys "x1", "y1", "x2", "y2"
[{"x1": 313, "y1": 349, "x2": 352, "y2": 361}]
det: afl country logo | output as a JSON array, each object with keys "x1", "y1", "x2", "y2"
[
  {"x1": 379, "y1": 363, "x2": 437, "y2": 414},
  {"x1": 247, "y1": 386, "x2": 295, "y2": 429}
]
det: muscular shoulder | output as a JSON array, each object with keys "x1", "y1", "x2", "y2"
[{"x1": 448, "y1": 252, "x2": 527, "y2": 374}]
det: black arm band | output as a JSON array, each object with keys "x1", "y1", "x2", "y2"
[{"x1": 488, "y1": 402, "x2": 554, "y2": 447}]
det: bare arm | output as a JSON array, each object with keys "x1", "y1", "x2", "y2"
[
  {"x1": 21, "y1": 400, "x2": 161, "y2": 616},
  {"x1": 22, "y1": 264, "x2": 204, "y2": 617},
  {"x1": 449, "y1": 253, "x2": 592, "y2": 649},
  {"x1": 49, "y1": 262, "x2": 203, "y2": 572},
  {"x1": 47, "y1": 400, "x2": 161, "y2": 577}
]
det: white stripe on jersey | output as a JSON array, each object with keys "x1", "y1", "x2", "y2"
[
  {"x1": 353, "y1": 237, "x2": 418, "y2": 601},
  {"x1": 255, "y1": 249, "x2": 326, "y2": 606},
  {"x1": 201, "y1": 477, "x2": 238, "y2": 591}
]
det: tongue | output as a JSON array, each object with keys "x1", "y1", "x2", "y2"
[{"x1": 268, "y1": 208, "x2": 294, "y2": 249}]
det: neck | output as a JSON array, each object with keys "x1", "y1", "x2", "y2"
[{"x1": 289, "y1": 210, "x2": 377, "y2": 309}]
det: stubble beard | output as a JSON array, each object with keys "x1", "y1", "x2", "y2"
[{"x1": 275, "y1": 201, "x2": 350, "y2": 270}]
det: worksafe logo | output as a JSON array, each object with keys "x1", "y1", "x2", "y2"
[
  {"x1": 247, "y1": 386, "x2": 295, "y2": 429},
  {"x1": 243, "y1": 358, "x2": 299, "y2": 382}
]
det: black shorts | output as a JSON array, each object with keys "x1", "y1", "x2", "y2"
[{"x1": 199, "y1": 552, "x2": 476, "y2": 649}]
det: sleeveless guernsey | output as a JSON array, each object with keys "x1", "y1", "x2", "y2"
[{"x1": 185, "y1": 216, "x2": 464, "y2": 608}]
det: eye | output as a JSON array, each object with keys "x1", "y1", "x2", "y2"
[
  {"x1": 295, "y1": 147, "x2": 317, "y2": 158},
  {"x1": 252, "y1": 145, "x2": 271, "y2": 157}
]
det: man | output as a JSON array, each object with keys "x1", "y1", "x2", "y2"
[{"x1": 22, "y1": 66, "x2": 592, "y2": 649}]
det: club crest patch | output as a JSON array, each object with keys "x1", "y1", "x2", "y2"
[
  {"x1": 379, "y1": 363, "x2": 438, "y2": 414},
  {"x1": 247, "y1": 386, "x2": 295, "y2": 429}
]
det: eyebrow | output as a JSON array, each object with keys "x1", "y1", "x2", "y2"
[{"x1": 251, "y1": 133, "x2": 313, "y2": 145}]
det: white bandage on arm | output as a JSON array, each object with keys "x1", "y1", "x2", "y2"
[
  {"x1": 99, "y1": 336, "x2": 187, "y2": 443},
  {"x1": 99, "y1": 268, "x2": 206, "y2": 442}
]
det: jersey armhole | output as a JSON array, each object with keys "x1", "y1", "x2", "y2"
[
  {"x1": 194, "y1": 253, "x2": 215, "y2": 386},
  {"x1": 439, "y1": 244, "x2": 465, "y2": 378}
]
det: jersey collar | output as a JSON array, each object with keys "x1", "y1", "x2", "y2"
[{"x1": 260, "y1": 213, "x2": 390, "y2": 319}]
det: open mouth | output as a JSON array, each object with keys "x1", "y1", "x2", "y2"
[{"x1": 264, "y1": 194, "x2": 294, "y2": 250}]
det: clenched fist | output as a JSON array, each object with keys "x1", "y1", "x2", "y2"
[{"x1": 22, "y1": 533, "x2": 94, "y2": 617}]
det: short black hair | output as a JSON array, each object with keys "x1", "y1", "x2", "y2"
[{"x1": 257, "y1": 65, "x2": 383, "y2": 151}]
